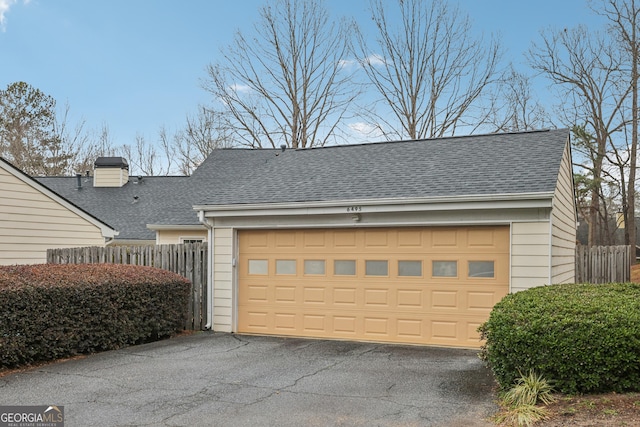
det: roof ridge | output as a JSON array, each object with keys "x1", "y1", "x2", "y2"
[
  {"x1": 213, "y1": 128, "x2": 565, "y2": 152},
  {"x1": 295, "y1": 128, "x2": 565, "y2": 151}
]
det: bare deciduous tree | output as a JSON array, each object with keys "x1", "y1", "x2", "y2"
[
  {"x1": 487, "y1": 65, "x2": 552, "y2": 132},
  {"x1": 595, "y1": 0, "x2": 640, "y2": 257},
  {"x1": 121, "y1": 133, "x2": 174, "y2": 176},
  {"x1": 204, "y1": 0, "x2": 357, "y2": 148},
  {"x1": 529, "y1": 25, "x2": 630, "y2": 245},
  {"x1": 172, "y1": 106, "x2": 233, "y2": 175},
  {"x1": 353, "y1": 0, "x2": 501, "y2": 140}
]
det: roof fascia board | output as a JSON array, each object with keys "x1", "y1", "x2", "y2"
[
  {"x1": 0, "y1": 159, "x2": 118, "y2": 239},
  {"x1": 194, "y1": 193, "x2": 554, "y2": 218},
  {"x1": 146, "y1": 224, "x2": 207, "y2": 231}
]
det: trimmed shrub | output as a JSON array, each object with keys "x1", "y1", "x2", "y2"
[
  {"x1": 0, "y1": 264, "x2": 191, "y2": 369},
  {"x1": 479, "y1": 283, "x2": 640, "y2": 394}
]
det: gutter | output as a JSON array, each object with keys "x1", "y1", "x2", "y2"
[
  {"x1": 198, "y1": 210, "x2": 214, "y2": 330},
  {"x1": 193, "y1": 192, "x2": 555, "y2": 220}
]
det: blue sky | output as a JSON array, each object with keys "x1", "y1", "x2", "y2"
[{"x1": 1, "y1": 0, "x2": 604, "y2": 150}]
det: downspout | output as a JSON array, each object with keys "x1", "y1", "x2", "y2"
[{"x1": 198, "y1": 210, "x2": 214, "y2": 330}]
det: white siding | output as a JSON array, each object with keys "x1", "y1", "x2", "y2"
[
  {"x1": 93, "y1": 168, "x2": 128, "y2": 187},
  {"x1": 156, "y1": 229, "x2": 207, "y2": 245},
  {"x1": 213, "y1": 228, "x2": 233, "y2": 332},
  {"x1": 551, "y1": 141, "x2": 577, "y2": 284},
  {"x1": 511, "y1": 221, "x2": 551, "y2": 292},
  {"x1": 0, "y1": 168, "x2": 107, "y2": 265}
]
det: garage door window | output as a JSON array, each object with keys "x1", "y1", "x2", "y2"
[
  {"x1": 334, "y1": 260, "x2": 356, "y2": 275},
  {"x1": 365, "y1": 260, "x2": 388, "y2": 276},
  {"x1": 304, "y1": 260, "x2": 326, "y2": 275},
  {"x1": 432, "y1": 260, "x2": 457, "y2": 277},
  {"x1": 398, "y1": 260, "x2": 422, "y2": 277},
  {"x1": 248, "y1": 259, "x2": 268, "y2": 275},
  {"x1": 468, "y1": 261, "x2": 495, "y2": 278},
  {"x1": 276, "y1": 260, "x2": 297, "y2": 275}
]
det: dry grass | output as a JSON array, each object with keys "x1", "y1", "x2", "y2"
[
  {"x1": 494, "y1": 393, "x2": 640, "y2": 426},
  {"x1": 535, "y1": 393, "x2": 640, "y2": 426}
]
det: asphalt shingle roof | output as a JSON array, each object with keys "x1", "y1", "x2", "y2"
[
  {"x1": 35, "y1": 128, "x2": 569, "y2": 240},
  {"x1": 192, "y1": 128, "x2": 569, "y2": 206},
  {"x1": 36, "y1": 175, "x2": 197, "y2": 240}
]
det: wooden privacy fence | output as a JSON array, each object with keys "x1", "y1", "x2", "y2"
[
  {"x1": 575, "y1": 245, "x2": 632, "y2": 284},
  {"x1": 47, "y1": 244, "x2": 208, "y2": 330}
]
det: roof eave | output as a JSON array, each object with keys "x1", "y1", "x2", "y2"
[
  {"x1": 194, "y1": 192, "x2": 555, "y2": 218},
  {"x1": 146, "y1": 224, "x2": 206, "y2": 231}
]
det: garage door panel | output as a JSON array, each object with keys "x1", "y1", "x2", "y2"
[
  {"x1": 397, "y1": 230, "x2": 423, "y2": 247},
  {"x1": 246, "y1": 285, "x2": 269, "y2": 302},
  {"x1": 364, "y1": 288, "x2": 390, "y2": 306},
  {"x1": 431, "y1": 320, "x2": 459, "y2": 340},
  {"x1": 432, "y1": 229, "x2": 458, "y2": 247},
  {"x1": 431, "y1": 290, "x2": 458, "y2": 309},
  {"x1": 396, "y1": 318, "x2": 423, "y2": 337},
  {"x1": 333, "y1": 287, "x2": 357, "y2": 305},
  {"x1": 333, "y1": 316, "x2": 357, "y2": 334},
  {"x1": 238, "y1": 227, "x2": 509, "y2": 348},
  {"x1": 303, "y1": 314, "x2": 326, "y2": 331},
  {"x1": 363, "y1": 317, "x2": 390, "y2": 336},
  {"x1": 397, "y1": 289, "x2": 423, "y2": 308},
  {"x1": 274, "y1": 286, "x2": 296, "y2": 303},
  {"x1": 274, "y1": 313, "x2": 296, "y2": 331},
  {"x1": 467, "y1": 291, "x2": 499, "y2": 310},
  {"x1": 303, "y1": 287, "x2": 326, "y2": 304},
  {"x1": 274, "y1": 231, "x2": 297, "y2": 248}
]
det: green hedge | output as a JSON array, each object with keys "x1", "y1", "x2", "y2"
[
  {"x1": 479, "y1": 283, "x2": 640, "y2": 394},
  {"x1": 0, "y1": 264, "x2": 191, "y2": 369}
]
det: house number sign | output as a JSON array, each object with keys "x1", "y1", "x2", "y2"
[{"x1": 346, "y1": 206, "x2": 362, "y2": 212}]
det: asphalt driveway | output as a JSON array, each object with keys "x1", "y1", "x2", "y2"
[{"x1": 0, "y1": 333, "x2": 497, "y2": 426}]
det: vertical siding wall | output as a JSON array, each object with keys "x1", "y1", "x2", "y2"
[
  {"x1": 0, "y1": 168, "x2": 106, "y2": 265},
  {"x1": 551, "y1": 141, "x2": 577, "y2": 283},
  {"x1": 511, "y1": 222, "x2": 551, "y2": 292},
  {"x1": 213, "y1": 228, "x2": 234, "y2": 332}
]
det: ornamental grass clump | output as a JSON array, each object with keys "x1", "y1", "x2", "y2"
[{"x1": 495, "y1": 370, "x2": 555, "y2": 427}]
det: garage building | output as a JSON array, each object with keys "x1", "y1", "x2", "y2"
[{"x1": 194, "y1": 129, "x2": 575, "y2": 348}]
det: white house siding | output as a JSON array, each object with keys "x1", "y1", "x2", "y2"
[
  {"x1": 551, "y1": 141, "x2": 577, "y2": 284},
  {"x1": 213, "y1": 228, "x2": 234, "y2": 332},
  {"x1": 0, "y1": 167, "x2": 107, "y2": 265},
  {"x1": 511, "y1": 221, "x2": 551, "y2": 292},
  {"x1": 155, "y1": 229, "x2": 207, "y2": 245}
]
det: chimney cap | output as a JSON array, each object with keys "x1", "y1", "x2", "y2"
[{"x1": 94, "y1": 157, "x2": 129, "y2": 169}]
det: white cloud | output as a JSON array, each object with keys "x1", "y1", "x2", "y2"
[
  {"x1": 0, "y1": 0, "x2": 27, "y2": 32},
  {"x1": 228, "y1": 83, "x2": 251, "y2": 93},
  {"x1": 364, "y1": 54, "x2": 385, "y2": 67},
  {"x1": 0, "y1": 0, "x2": 16, "y2": 31},
  {"x1": 338, "y1": 59, "x2": 357, "y2": 69},
  {"x1": 340, "y1": 55, "x2": 385, "y2": 70},
  {"x1": 348, "y1": 122, "x2": 385, "y2": 140}
]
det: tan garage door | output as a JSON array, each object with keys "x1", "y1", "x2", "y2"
[{"x1": 238, "y1": 226, "x2": 509, "y2": 347}]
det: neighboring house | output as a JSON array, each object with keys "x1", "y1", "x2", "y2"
[
  {"x1": 0, "y1": 157, "x2": 117, "y2": 265},
  {"x1": 37, "y1": 157, "x2": 207, "y2": 245},
  {"x1": 191, "y1": 128, "x2": 576, "y2": 348}
]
